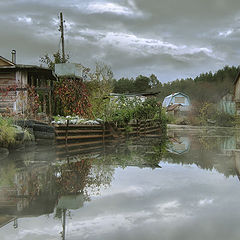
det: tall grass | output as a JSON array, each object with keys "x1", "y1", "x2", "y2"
[{"x1": 0, "y1": 117, "x2": 16, "y2": 147}]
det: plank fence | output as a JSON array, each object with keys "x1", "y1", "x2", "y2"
[{"x1": 55, "y1": 119, "x2": 163, "y2": 158}]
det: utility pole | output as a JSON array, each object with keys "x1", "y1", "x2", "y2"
[
  {"x1": 59, "y1": 12, "x2": 65, "y2": 63},
  {"x1": 61, "y1": 209, "x2": 66, "y2": 240}
]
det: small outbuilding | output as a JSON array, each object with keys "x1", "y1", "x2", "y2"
[
  {"x1": 218, "y1": 93, "x2": 235, "y2": 115},
  {"x1": 162, "y1": 92, "x2": 191, "y2": 113}
]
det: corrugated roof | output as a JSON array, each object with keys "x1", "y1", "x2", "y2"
[{"x1": 162, "y1": 92, "x2": 190, "y2": 107}]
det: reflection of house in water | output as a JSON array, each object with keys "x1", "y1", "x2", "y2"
[
  {"x1": 220, "y1": 136, "x2": 237, "y2": 154},
  {"x1": 167, "y1": 136, "x2": 190, "y2": 155},
  {"x1": 0, "y1": 161, "x2": 57, "y2": 228},
  {"x1": 165, "y1": 131, "x2": 240, "y2": 180},
  {"x1": 0, "y1": 138, "x2": 166, "y2": 232}
]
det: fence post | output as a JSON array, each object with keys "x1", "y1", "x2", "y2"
[
  {"x1": 103, "y1": 122, "x2": 105, "y2": 144},
  {"x1": 137, "y1": 119, "x2": 139, "y2": 137},
  {"x1": 65, "y1": 119, "x2": 69, "y2": 146},
  {"x1": 144, "y1": 119, "x2": 146, "y2": 136}
]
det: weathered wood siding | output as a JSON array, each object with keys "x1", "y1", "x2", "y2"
[
  {"x1": 0, "y1": 71, "x2": 16, "y2": 113},
  {"x1": 234, "y1": 76, "x2": 240, "y2": 115},
  {"x1": 15, "y1": 71, "x2": 28, "y2": 113},
  {"x1": 0, "y1": 59, "x2": 11, "y2": 66}
]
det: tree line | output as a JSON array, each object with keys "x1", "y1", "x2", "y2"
[
  {"x1": 40, "y1": 51, "x2": 240, "y2": 108},
  {"x1": 113, "y1": 65, "x2": 240, "y2": 105}
]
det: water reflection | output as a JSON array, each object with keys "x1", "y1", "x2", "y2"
[
  {"x1": 2, "y1": 130, "x2": 240, "y2": 239},
  {"x1": 165, "y1": 128, "x2": 240, "y2": 178},
  {"x1": 167, "y1": 136, "x2": 190, "y2": 154},
  {"x1": 0, "y1": 138, "x2": 166, "y2": 239}
]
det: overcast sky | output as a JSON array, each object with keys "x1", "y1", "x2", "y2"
[{"x1": 1, "y1": 0, "x2": 240, "y2": 82}]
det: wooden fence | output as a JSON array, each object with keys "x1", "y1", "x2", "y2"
[{"x1": 55, "y1": 119, "x2": 163, "y2": 158}]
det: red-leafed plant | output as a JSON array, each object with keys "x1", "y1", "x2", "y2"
[
  {"x1": 0, "y1": 84, "x2": 41, "y2": 117},
  {"x1": 54, "y1": 78, "x2": 92, "y2": 117},
  {"x1": 27, "y1": 86, "x2": 40, "y2": 117},
  {"x1": 0, "y1": 84, "x2": 17, "y2": 100}
]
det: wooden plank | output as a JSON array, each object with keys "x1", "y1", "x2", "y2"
[
  {"x1": 55, "y1": 129, "x2": 109, "y2": 134},
  {"x1": 56, "y1": 139, "x2": 114, "y2": 149},
  {"x1": 56, "y1": 144, "x2": 103, "y2": 154},
  {"x1": 55, "y1": 124, "x2": 102, "y2": 128},
  {"x1": 55, "y1": 125, "x2": 103, "y2": 131},
  {"x1": 0, "y1": 102, "x2": 14, "y2": 107},
  {"x1": 56, "y1": 134, "x2": 112, "y2": 140},
  {"x1": 139, "y1": 126, "x2": 159, "y2": 131},
  {"x1": 0, "y1": 72, "x2": 14, "y2": 76},
  {"x1": 140, "y1": 128, "x2": 160, "y2": 134},
  {"x1": 0, "y1": 99, "x2": 17, "y2": 102},
  {"x1": 56, "y1": 145, "x2": 104, "y2": 158},
  {"x1": 143, "y1": 134, "x2": 162, "y2": 138}
]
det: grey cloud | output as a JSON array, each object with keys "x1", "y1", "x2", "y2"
[{"x1": 1, "y1": 0, "x2": 240, "y2": 82}]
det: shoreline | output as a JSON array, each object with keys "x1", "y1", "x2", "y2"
[{"x1": 168, "y1": 124, "x2": 240, "y2": 131}]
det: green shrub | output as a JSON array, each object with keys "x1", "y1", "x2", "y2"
[
  {"x1": 105, "y1": 96, "x2": 167, "y2": 132},
  {"x1": 215, "y1": 112, "x2": 235, "y2": 127},
  {"x1": 0, "y1": 117, "x2": 16, "y2": 147}
]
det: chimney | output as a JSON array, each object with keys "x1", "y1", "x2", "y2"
[{"x1": 11, "y1": 50, "x2": 16, "y2": 64}]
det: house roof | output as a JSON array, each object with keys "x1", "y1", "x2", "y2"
[
  {"x1": 162, "y1": 92, "x2": 190, "y2": 107},
  {"x1": 0, "y1": 59, "x2": 57, "y2": 80},
  {"x1": 0, "y1": 56, "x2": 15, "y2": 66},
  {"x1": 110, "y1": 93, "x2": 146, "y2": 97},
  {"x1": 141, "y1": 91, "x2": 160, "y2": 97},
  {"x1": 110, "y1": 91, "x2": 160, "y2": 98},
  {"x1": 165, "y1": 92, "x2": 189, "y2": 99}
]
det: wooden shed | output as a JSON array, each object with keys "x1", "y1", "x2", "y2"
[
  {"x1": 234, "y1": 72, "x2": 240, "y2": 115},
  {"x1": 0, "y1": 54, "x2": 57, "y2": 115}
]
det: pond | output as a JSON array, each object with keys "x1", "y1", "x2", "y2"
[{"x1": 1, "y1": 128, "x2": 240, "y2": 240}]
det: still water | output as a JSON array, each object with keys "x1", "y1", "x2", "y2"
[{"x1": 1, "y1": 128, "x2": 240, "y2": 240}]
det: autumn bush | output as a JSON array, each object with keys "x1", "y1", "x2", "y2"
[{"x1": 54, "y1": 78, "x2": 92, "y2": 117}]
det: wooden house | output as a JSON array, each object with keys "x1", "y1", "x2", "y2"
[{"x1": 0, "y1": 51, "x2": 57, "y2": 115}]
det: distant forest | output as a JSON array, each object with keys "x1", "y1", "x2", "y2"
[{"x1": 113, "y1": 65, "x2": 240, "y2": 104}]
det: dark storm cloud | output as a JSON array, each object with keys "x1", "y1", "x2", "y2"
[{"x1": 0, "y1": 0, "x2": 240, "y2": 82}]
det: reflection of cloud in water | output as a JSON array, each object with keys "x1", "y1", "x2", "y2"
[
  {"x1": 3, "y1": 131, "x2": 240, "y2": 239},
  {"x1": 1, "y1": 164, "x2": 240, "y2": 240},
  {"x1": 68, "y1": 211, "x2": 151, "y2": 239}
]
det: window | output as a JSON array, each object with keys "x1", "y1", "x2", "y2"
[{"x1": 175, "y1": 97, "x2": 185, "y2": 104}]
